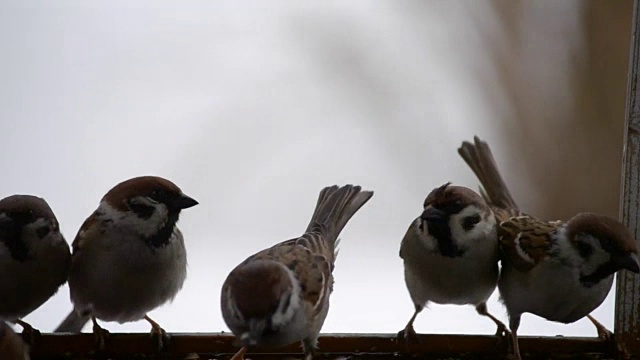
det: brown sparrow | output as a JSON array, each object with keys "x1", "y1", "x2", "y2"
[
  {"x1": 0, "y1": 195, "x2": 71, "y2": 341},
  {"x1": 398, "y1": 182, "x2": 506, "y2": 343},
  {"x1": 221, "y1": 184, "x2": 373, "y2": 360},
  {"x1": 53, "y1": 176, "x2": 198, "y2": 350},
  {"x1": 459, "y1": 136, "x2": 640, "y2": 360},
  {"x1": 0, "y1": 322, "x2": 29, "y2": 360}
]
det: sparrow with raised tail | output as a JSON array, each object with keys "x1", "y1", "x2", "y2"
[
  {"x1": 0, "y1": 195, "x2": 71, "y2": 341},
  {"x1": 398, "y1": 183, "x2": 506, "y2": 343},
  {"x1": 54, "y1": 176, "x2": 198, "y2": 350},
  {"x1": 459, "y1": 136, "x2": 640, "y2": 360},
  {"x1": 221, "y1": 184, "x2": 373, "y2": 360},
  {"x1": 0, "y1": 322, "x2": 30, "y2": 360}
]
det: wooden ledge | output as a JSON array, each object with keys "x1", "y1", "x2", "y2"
[{"x1": 29, "y1": 333, "x2": 613, "y2": 359}]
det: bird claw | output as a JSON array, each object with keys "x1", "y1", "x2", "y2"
[
  {"x1": 15, "y1": 320, "x2": 40, "y2": 345},
  {"x1": 596, "y1": 327, "x2": 613, "y2": 342},
  {"x1": 587, "y1": 315, "x2": 614, "y2": 343},
  {"x1": 150, "y1": 326, "x2": 169, "y2": 351},
  {"x1": 396, "y1": 325, "x2": 420, "y2": 344},
  {"x1": 230, "y1": 346, "x2": 247, "y2": 360},
  {"x1": 92, "y1": 324, "x2": 110, "y2": 351},
  {"x1": 495, "y1": 322, "x2": 511, "y2": 338}
]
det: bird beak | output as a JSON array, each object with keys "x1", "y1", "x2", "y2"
[
  {"x1": 247, "y1": 318, "x2": 265, "y2": 346},
  {"x1": 615, "y1": 253, "x2": 640, "y2": 274},
  {"x1": 172, "y1": 194, "x2": 199, "y2": 210},
  {"x1": 236, "y1": 318, "x2": 265, "y2": 347},
  {"x1": 421, "y1": 206, "x2": 447, "y2": 223}
]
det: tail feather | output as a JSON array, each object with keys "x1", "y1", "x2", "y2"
[
  {"x1": 458, "y1": 136, "x2": 520, "y2": 212},
  {"x1": 306, "y1": 184, "x2": 374, "y2": 250},
  {"x1": 53, "y1": 310, "x2": 89, "y2": 333}
]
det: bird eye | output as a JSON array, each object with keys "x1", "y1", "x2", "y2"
[
  {"x1": 36, "y1": 225, "x2": 50, "y2": 238},
  {"x1": 128, "y1": 199, "x2": 155, "y2": 219},
  {"x1": 462, "y1": 214, "x2": 481, "y2": 231},
  {"x1": 20, "y1": 210, "x2": 38, "y2": 223},
  {"x1": 576, "y1": 240, "x2": 594, "y2": 258},
  {"x1": 151, "y1": 189, "x2": 167, "y2": 199}
]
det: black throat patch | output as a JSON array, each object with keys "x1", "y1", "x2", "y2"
[
  {"x1": 427, "y1": 220, "x2": 465, "y2": 258},
  {"x1": 579, "y1": 261, "x2": 617, "y2": 288},
  {"x1": 145, "y1": 210, "x2": 180, "y2": 249}
]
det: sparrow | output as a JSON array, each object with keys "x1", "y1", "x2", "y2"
[
  {"x1": 0, "y1": 195, "x2": 71, "y2": 342},
  {"x1": 398, "y1": 182, "x2": 506, "y2": 343},
  {"x1": 0, "y1": 322, "x2": 30, "y2": 360},
  {"x1": 54, "y1": 176, "x2": 198, "y2": 350},
  {"x1": 221, "y1": 184, "x2": 373, "y2": 360},
  {"x1": 458, "y1": 136, "x2": 640, "y2": 360}
]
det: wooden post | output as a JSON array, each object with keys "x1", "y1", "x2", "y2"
[{"x1": 616, "y1": 0, "x2": 640, "y2": 356}]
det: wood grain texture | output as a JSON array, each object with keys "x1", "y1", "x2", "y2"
[
  {"x1": 27, "y1": 333, "x2": 612, "y2": 360},
  {"x1": 616, "y1": 0, "x2": 640, "y2": 358}
]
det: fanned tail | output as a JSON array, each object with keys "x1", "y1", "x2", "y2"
[
  {"x1": 306, "y1": 184, "x2": 374, "y2": 254},
  {"x1": 458, "y1": 136, "x2": 520, "y2": 214}
]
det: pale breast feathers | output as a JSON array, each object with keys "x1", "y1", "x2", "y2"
[{"x1": 71, "y1": 213, "x2": 101, "y2": 254}]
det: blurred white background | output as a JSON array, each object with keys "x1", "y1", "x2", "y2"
[{"x1": 0, "y1": 0, "x2": 633, "y2": 337}]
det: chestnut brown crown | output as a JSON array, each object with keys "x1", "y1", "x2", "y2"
[
  {"x1": 0, "y1": 194, "x2": 58, "y2": 229},
  {"x1": 102, "y1": 176, "x2": 198, "y2": 212}
]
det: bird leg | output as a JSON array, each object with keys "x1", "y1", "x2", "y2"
[
  {"x1": 587, "y1": 314, "x2": 613, "y2": 342},
  {"x1": 229, "y1": 346, "x2": 247, "y2": 360},
  {"x1": 397, "y1": 304, "x2": 423, "y2": 344},
  {"x1": 475, "y1": 303, "x2": 509, "y2": 337},
  {"x1": 144, "y1": 315, "x2": 169, "y2": 351},
  {"x1": 91, "y1": 316, "x2": 109, "y2": 351},
  {"x1": 509, "y1": 329, "x2": 521, "y2": 360},
  {"x1": 12, "y1": 319, "x2": 40, "y2": 345},
  {"x1": 302, "y1": 337, "x2": 318, "y2": 360},
  {"x1": 507, "y1": 316, "x2": 522, "y2": 360}
]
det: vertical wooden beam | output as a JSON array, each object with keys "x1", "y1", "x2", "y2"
[{"x1": 616, "y1": 0, "x2": 640, "y2": 356}]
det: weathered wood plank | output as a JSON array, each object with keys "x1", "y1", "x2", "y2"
[
  {"x1": 29, "y1": 333, "x2": 610, "y2": 360},
  {"x1": 616, "y1": 0, "x2": 640, "y2": 357}
]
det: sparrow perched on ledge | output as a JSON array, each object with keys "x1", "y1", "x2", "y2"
[
  {"x1": 221, "y1": 184, "x2": 373, "y2": 360},
  {"x1": 54, "y1": 176, "x2": 198, "y2": 350},
  {"x1": 459, "y1": 136, "x2": 640, "y2": 360},
  {"x1": 0, "y1": 195, "x2": 71, "y2": 342},
  {"x1": 398, "y1": 182, "x2": 506, "y2": 343}
]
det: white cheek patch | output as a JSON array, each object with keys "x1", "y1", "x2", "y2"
[
  {"x1": 553, "y1": 227, "x2": 583, "y2": 266},
  {"x1": 449, "y1": 206, "x2": 496, "y2": 247},
  {"x1": 99, "y1": 199, "x2": 169, "y2": 238},
  {"x1": 577, "y1": 233, "x2": 611, "y2": 275},
  {"x1": 553, "y1": 228, "x2": 611, "y2": 274},
  {"x1": 22, "y1": 218, "x2": 51, "y2": 242},
  {"x1": 23, "y1": 217, "x2": 49, "y2": 233}
]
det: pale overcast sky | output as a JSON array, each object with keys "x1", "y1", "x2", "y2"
[{"x1": 0, "y1": 0, "x2": 619, "y2": 337}]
